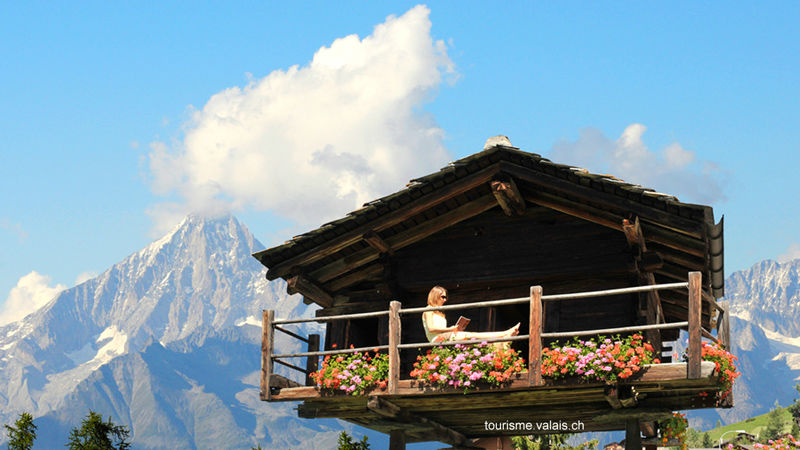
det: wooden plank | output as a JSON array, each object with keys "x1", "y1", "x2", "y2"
[
  {"x1": 369, "y1": 397, "x2": 474, "y2": 448},
  {"x1": 491, "y1": 179, "x2": 526, "y2": 216},
  {"x1": 389, "y1": 300, "x2": 402, "y2": 394},
  {"x1": 626, "y1": 419, "x2": 642, "y2": 450},
  {"x1": 363, "y1": 230, "x2": 392, "y2": 254},
  {"x1": 269, "y1": 374, "x2": 302, "y2": 389},
  {"x1": 264, "y1": 165, "x2": 501, "y2": 280},
  {"x1": 268, "y1": 361, "x2": 717, "y2": 401},
  {"x1": 521, "y1": 188, "x2": 706, "y2": 258},
  {"x1": 305, "y1": 334, "x2": 320, "y2": 386},
  {"x1": 326, "y1": 264, "x2": 384, "y2": 293},
  {"x1": 499, "y1": 160, "x2": 706, "y2": 239},
  {"x1": 287, "y1": 275, "x2": 334, "y2": 308},
  {"x1": 310, "y1": 195, "x2": 498, "y2": 284},
  {"x1": 529, "y1": 286, "x2": 543, "y2": 386},
  {"x1": 688, "y1": 271, "x2": 702, "y2": 379},
  {"x1": 261, "y1": 310, "x2": 274, "y2": 401}
]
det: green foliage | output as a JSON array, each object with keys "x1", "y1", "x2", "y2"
[
  {"x1": 763, "y1": 400, "x2": 788, "y2": 442},
  {"x1": 336, "y1": 431, "x2": 370, "y2": 450},
  {"x1": 684, "y1": 428, "x2": 702, "y2": 448},
  {"x1": 702, "y1": 431, "x2": 712, "y2": 448},
  {"x1": 789, "y1": 384, "x2": 800, "y2": 422},
  {"x1": 4, "y1": 412, "x2": 37, "y2": 450},
  {"x1": 511, "y1": 434, "x2": 597, "y2": 449},
  {"x1": 791, "y1": 421, "x2": 800, "y2": 440},
  {"x1": 66, "y1": 410, "x2": 131, "y2": 450}
]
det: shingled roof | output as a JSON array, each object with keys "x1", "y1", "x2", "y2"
[{"x1": 254, "y1": 143, "x2": 724, "y2": 298}]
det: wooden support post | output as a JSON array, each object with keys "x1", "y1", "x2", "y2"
[
  {"x1": 719, "y1": 305, "x2": 731, "y2": 350},
  {"x1": 688, "y1": 271, "x2": 702, "y2": 379},
  {"x1": 389, "y1": 300, "x2": 401, "y2": 394},
  {"x1": 625, "y1": 419, "x2": 641, "y2": 450},
  {"x1": 389, "y1": 430, "x2": 406, "y2": 450},
  {"x1": 305, "y1": 334, "x2": 320, "y2": 386},
  {"x1": 261, "y1": 310, "x2": 275, "y2": 401},
  {"x1": 529, "y1": 286, "x2": 543, "y2": 386}
]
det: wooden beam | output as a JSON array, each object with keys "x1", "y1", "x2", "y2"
[
  {"x1": 364, "y1": 230, "x2": 392, "y2": 254},
  {"x1": 719, "y1": 304, "x2": 730, "y2": 350},
  {"x1": 522, "y1": 188, "x2": 706, "y2": 258},
  {"x1": 389, "y1": 430, "x2": 406, "y2": 450},
  {"x1": 499, "y1": 160, "x2": 706, "y2": 239},
  {"x1": 389, "y1": 301, "x2": 401, "y2": 395},
  {"x1": 688, "y1": 272, "x2": 702, "y2": 379},
  {"x1": 287, "y1": 275, "x2": 334, "y2": 308},
  {"x1": 529, "y1": 286, "x2": 543, "y2": 386},
  {"x1": 367, "y1": 397, "x2": 475, "y2": 448},
  {"x1": 626, "y1": 419, "x2": 642, "y2": 450},
  {"x1": 261, "y1": 310, "x2": 274, "y2": 401},
  {"x1": 264, "y1": 165, "x2": 501, "y2": 280},
  {"x1": 327, "y1": 264, "x2": 384, "y2": 293},
  {"x1": 491, "y1": 179, "x2": 526, "y2": 216},
  {"x1": 623, "y1": 217, "x2": 665, "y2": 354},
  {"x1": 309, "y1": 195, "x2": 498, "y2": 284}
]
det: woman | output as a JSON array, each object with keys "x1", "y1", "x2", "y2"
[{"x1": 422, "y1": 286, "x2": 520, "y2": 343}]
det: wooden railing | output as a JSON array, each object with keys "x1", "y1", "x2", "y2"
[{"x1": 260, "y1": 271, "x2": 731, "y2": 400}]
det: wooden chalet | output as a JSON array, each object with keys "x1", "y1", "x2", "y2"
[{"x1": 253, "y1": 138, "x2": 730, "y2": 449}]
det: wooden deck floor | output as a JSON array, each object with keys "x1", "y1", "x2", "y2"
[{"x1": 266, "y1": 362, "x2": 724, "y2": 442}]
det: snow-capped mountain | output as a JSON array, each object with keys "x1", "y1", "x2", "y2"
[
  {"x1": 0, "y1": 215, "x2": 346, "y2": 448},
  {"x1": 687, "y1": 258, "x2": 800, "y2": 429}
]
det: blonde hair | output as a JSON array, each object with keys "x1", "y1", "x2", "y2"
[{"x1": 427, "y1": 286, "x2": 447, "y2": 317}]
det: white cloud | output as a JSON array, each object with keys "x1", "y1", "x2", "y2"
[
  {"x1": 0, "y1": 271, "x2": 66, "y2": 326},
  {"x1": 549, "y1": 124, "x2": 726, "y2": 204},
  {"x1": 147, "y1": 5, "x2": 454, "y2": 236},
  {"x1": 777, "y1": 243, "x2": 800, "y2": 263},
  {"x1": 75, "y1": 271, "x2": 98, "y2": 285}
]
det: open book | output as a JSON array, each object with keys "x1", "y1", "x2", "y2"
[{"x1": 455, "y1": 316, "x2": 471, "y2": 331}]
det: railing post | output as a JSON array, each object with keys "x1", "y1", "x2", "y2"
[
  {"x1": 388, "y1": 301, "x2": 401, "y2": 394},
  {"x1": 529, "y1": 286, "x2": 543, "y2": 386},
  {"x1": 261, "y1": 309, "x2": 275, "y2": 400},
  {"x1": 305, "y1": 334, "x2": 320, "y2": 386},
  {"x1": 688, "y1": 272, "x2": 702, "y2": 379},
  {"x1": 719, "y1": 305, "x2": 730, "y2": 350}
]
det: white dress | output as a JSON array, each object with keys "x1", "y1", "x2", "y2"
[{"x1": 423, "y1": 312, "x2": 462, "y2": 342}]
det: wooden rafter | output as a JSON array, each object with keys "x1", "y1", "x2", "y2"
[
  {"x1": 490, "y1": 178, "x2": 526, "y2": 216},
  {"x1": 286, "y1": 275, "x2": 334, "y2": 308},
  {"x1": 363, "y1": 230, "x2": 392, "y2": 254},
  {"x1": 263, "y1": 165, "x2": 502, "y2": 281},
  {"x1": 308, "y1": 195, "x2": 498, "y2": 284},
  {"x1": 521, "y1": 188, "x2": 706, "y2": 258},
  {"x1": 498, "y1": 161, "x2": 705, "y2": 239}
]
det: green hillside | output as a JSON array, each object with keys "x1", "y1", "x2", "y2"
[{"x1": 696, "y1": 407, "x2": 795, "y2": 443}]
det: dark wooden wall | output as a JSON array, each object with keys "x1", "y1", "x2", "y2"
[{"x1": 324, "y1": 207, "x2": 646, "y2": 370}]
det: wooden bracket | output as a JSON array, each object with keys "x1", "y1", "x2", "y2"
[
  {"x1": 622, "y1": 217, "x2": 665, "y2": 353},
  {"x1": 490, "y1": 179, "x2": 526, "y2": 216},
  {"x1": 287, "y1": 275, "x2": 334, "y2": 308},
  {"x1": 367, "y1": 396, "x2": 476, "y2": 448},
  {"x1": 363, "y1": 230, "x2": 392, "y2": 254}
]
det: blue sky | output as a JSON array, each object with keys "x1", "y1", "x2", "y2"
[{"x1": 1, "y1": 2, "x2": 798, "y2": 328}]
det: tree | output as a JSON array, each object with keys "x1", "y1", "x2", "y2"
[
  {"x1": 336, "y1": 431, "x2": 370, "y2": 450},
  {"x1": 3, "y1": 412, "x2": 37, "y2": 450},
  {"x1": 702, "y1": 432, "x2": 712, "y2": 448},
  {"x1": 66, "y1": 411, "x2": 131, "y2": 450},
  {"x1": 763, "y1": 400, "x2": 787, "y2": 442},
  {"x1": 789, "y1": 384, "x2": 800, "y2": 425},
  {"x1": 684, "y1": 427, "x2": 702, "y2": 448},
  {"x1": 791, "y1": 420, "x2": 800, "y2": 440}
]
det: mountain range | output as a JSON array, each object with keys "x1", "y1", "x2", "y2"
[{"x1": 0, "y1": 215, "x2": 349, "y2": 448}]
